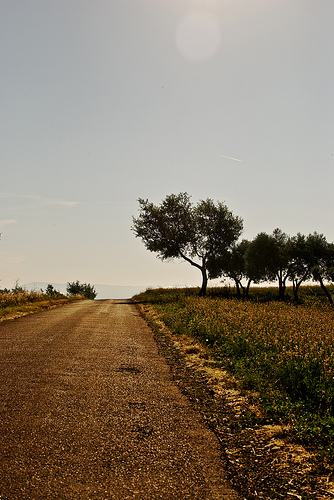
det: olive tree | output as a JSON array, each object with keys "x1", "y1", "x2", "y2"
[
  {"x1": 208, "y1": 239, "x2": 251, "y2": 299},
  {"x1": 245, "y1": 229, "x2": 292, "y2": 300},
  {"x1": 287, "y1": 232, "x2": 320, "y2": 302},
  {"x1": 308, "y1": 234, "x2": 334, "y2": 304},
  {"x1": 245, "y1": 232, "x2": 278, "y2": 281},
  {"x1": 131, "y1": 193, "x2": 243, "y2": 296},
  {"x1": 288, "y1": 232, "x2": 334, "y2": 304}
]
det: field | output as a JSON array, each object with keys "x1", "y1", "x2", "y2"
[
  {"x1": 0, "y1": 290, "x2": 83, "y2": 321},
  {"x1": 134, "y1": 286, "x2": 334, "y2": 458}
]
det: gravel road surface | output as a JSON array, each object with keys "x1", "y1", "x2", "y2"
[{"x1": 0, "y1": 299, "x2": 241, "y2": 500}]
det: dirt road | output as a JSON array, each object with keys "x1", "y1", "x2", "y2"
[{"x1": 0, "y1": 299, "x2": 240, "y2": 500}]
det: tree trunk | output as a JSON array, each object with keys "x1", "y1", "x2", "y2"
[
  {"x1": 178, "y1": 251, "x2": 208, "y2": 297},
  {"x1": 293, "y1": 279, "x2": 303, "y2": 303},
  {"x1": 199, "y1": 267, "x2": 208, "y2": 297},
  {"x1": 245, "y1": 279, "x2": 251, "y2": 300},
  {"x1": 319, "y1": 276, "x2": 333, "y2": 305},
  {"x1": 293, "y1": 273, "x2": 311, "y2": 303},
  {"x1": 279, "y1": 283, "x2": 286, "y2": 301},
  {"x1": 235, "y1": 280, "x2": 241, "y2": 299},
  {"x1": 277, "y1": 272, "x2": 287, "y2": 301},
  {"x1": 292, "y1": 279, "x2": 299, "y2": 302}
]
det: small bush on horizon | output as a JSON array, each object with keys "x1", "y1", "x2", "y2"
[
  {"x1": 11, "y1": 279, "x2": 27, "y2": 294},
  {"x1": 66, "y1": 280, "x2": 97, "y2": 299},
  {"x1": 45, "y1": 284, "x2": 65, "y2": 299}
]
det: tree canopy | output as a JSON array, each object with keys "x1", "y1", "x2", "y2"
[
  {"x1": 132, "y1": 192, "x2": 334, "y2": 303},
  {"x1": 132, "y1": 193, "x2": 243, "y2": 296},
  {"x1": 244, "y1": 229, "x2": 292, "y2": 300},
  {"x1": 208, "y1": 239, "x2": 251, "y2": 299}
]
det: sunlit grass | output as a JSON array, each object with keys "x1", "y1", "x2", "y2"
[
  {"x1": 0, "y1": 291, "x2": 83, "y2": 321},
  {"x1": 134, "y1": 286, "x2": 334, "y2": 454}
]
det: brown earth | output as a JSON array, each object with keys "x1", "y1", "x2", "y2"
[{"x1": 0, "y1": 299, "x2": 241, "y2": 500}]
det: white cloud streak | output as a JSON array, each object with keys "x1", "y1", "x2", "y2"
[
  {"x1": 42, "y1": 199, "x2": 79, "y2": 207},
  {"x1": 214, "y1": 154, "x2": 242, "y2": 162},
  {"x1": 0, "y1": 219, "x2": 17, "y2": 227},
  {"x1": 0, "y1": 193, "x2": 78, "y2": 207}
]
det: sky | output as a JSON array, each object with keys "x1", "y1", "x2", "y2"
[{"x1": 1, "y1": 0, "x2": 333, "y2": 295}]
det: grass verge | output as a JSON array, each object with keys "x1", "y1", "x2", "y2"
[{"x1": 0, "y1": 291, "x2": 84, "y2": 322}]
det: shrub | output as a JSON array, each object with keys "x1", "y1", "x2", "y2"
[{"x1": 66, "y1": 280, "x2": 97, "y2": 299}]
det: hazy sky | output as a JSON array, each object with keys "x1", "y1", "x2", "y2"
[{"x1": 1, "y1": 0, "x2": 333, "y2": 293}]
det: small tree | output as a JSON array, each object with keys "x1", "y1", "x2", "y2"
[
  {"x1": 45, "y1": 284, "x2": 65, "y2": 299},
  {"x1": 132, "y1": 193, "x2": 243, "y2": 296},
  {"x1": 66, "y1": 280, "x2": 97, "y2": 299},
  {"x1": 308, "y1": 234, "x2": 334, "y2": 305},
  {"x1": 66, "y1": 280, "x2": 82, "y2": 296},
  {"x1": 245, "y1": 229, "x2": 292, "y2": 300},
  {"x1": 81, "y1": 283, "x2": 98, "y2": 300},
  {"x1": 46, "y1": 284, "x2": 57, "y2": 297},
  {"x1": 245, "y1": 232, "x2": 277, "y2": 283},
  {"x1": 12, "y1": 279, "x2": 26, "y2": 294},
  {"x1": 208, "y1": 239, "x2": 251, "y2": 299},
  {"x1": 271, "y1": 228, "x2": 293, "y2": 300},
  {"x1": 288, "y1": 233, "x2": 317, "y2": 302}
]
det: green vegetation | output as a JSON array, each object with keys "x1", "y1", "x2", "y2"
[
  {"x1": 134, "y1": 286, "x2": 334, "y2": 456},
  {"x1": 132, "y1": 192, "x2": 243, "y2": 296},
  {"x1": 66, "y1": 280, "x2": 97, "y2": 299},
  {"x1": 0, "y1": 290, "x2": 77, "y2": 321},
  {"x1": 132, "y1": 193, "x2": 334, "y2": 303}
]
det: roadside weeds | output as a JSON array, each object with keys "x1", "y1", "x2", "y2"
[{"x1": 0, "y1": 297, "x2": 84, "y2": 323}]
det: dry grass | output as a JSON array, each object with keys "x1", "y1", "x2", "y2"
[
  {"x1": 137, "y1": 298, "x2": 334, "y2": 499},
  {"x1": 0, "y1": 291, "x2": 83, "y2": 322}
]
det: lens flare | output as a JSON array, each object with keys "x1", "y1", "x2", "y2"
[{"x1": 176, "y1": 9, "x2": 221, "y2": 62}]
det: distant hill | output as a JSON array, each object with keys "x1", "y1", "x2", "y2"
[{"x1": 24, "y1": 282, "x2": 147, "y2": 300}]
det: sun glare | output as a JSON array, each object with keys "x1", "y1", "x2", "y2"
[{"x1": 176, "y1": 9, "x2": 221, "y2": 62}]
